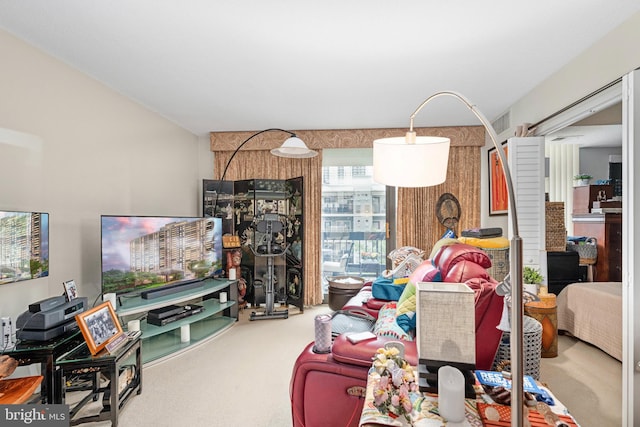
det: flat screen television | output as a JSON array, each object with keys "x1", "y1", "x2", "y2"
[
  {"x1": 0, "y1": 210, "x2": 49, "y2": 284},
  {"x1": 101, "y1": 215, "x2": 223, "y2": 295}
]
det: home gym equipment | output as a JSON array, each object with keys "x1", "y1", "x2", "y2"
[{"x1": 249, "y1": 213, "x2": 289, "y2": 320}]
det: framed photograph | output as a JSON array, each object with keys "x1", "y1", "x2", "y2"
[
  {"x1": 75, "y1": 301, "x2": 124, "y2": 355},
  {"x1": 63, "y1": 279, "x2": 78, "y2": 301},
  {"x1": 488, "y1": 142, "x2": 509, "y2": 216}
]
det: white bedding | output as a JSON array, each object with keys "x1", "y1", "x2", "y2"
[{"x1": 556, "y1": 281, "x2": 622, "y2": 361}]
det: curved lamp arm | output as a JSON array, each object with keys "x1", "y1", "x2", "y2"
[
  {"x1": 218, "y1": 128, "x2": 296, "y2": 184},
  {"x1": 409, "y1": 91, "x2": 524, "y2": 427},
  {"x1": 409, "y1": 91, "x2": 519, "y2": 233},
  {"x1": 213, "y1": 128, "x2": 298, "y2": 211}
]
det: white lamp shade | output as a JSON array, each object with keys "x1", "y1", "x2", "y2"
[
  {"x1": 270, "y1": 136, "x2": 318, "y2": 158},
  {"x1": 416, "y1": 282, "x2": 476, "y2": 365},
  {"x1": 373, "y1": 136, "x2": 450, "y2": 187}
]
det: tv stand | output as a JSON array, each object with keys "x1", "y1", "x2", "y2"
[{"x1": 116, "y1": 278, "x2": 237, "y2": 365}]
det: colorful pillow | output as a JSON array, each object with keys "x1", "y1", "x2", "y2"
[
  {"x1": 373, "y1": 302, "x2": 413, "y2": 341},
  {"x1": 395, "y1": 260, "x2": 442, "y2": 333},
  {"x1": 371, "y1": 276, "x2": 406, "y2": 301}
]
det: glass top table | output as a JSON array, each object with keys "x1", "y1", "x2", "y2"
[
  {"x1": 56, "y1": 335, "x2": 142, "y2": 427},
  {"x1": 3, "y1": 328, "x2": 84, "y2": 404}
]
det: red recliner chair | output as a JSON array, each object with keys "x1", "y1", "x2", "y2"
[{"x1": 290, "y1": 243, "x2": 505, "y2": 427}]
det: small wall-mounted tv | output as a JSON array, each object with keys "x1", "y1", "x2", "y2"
[
  {"x1": 101, "y1": 215, "x2": 223, "y2": 295},
  {"x1": 0, "y1": 210, "x2": 49, "y2": 284}
]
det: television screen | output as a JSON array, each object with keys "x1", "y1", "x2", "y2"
[
  {"x1": 101, "y1": 215, "x2": 223, "y2": 295},
  {"x1": 0, "y1": 210, "x2": 49, "y2": 284}
]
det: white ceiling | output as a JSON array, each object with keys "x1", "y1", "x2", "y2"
[
  {"x1": 1, "y1": 1, "x2": 639, "y2": 137},
  {"x1": 548, "y1": 124, "x2": 622, "y2": 147}
]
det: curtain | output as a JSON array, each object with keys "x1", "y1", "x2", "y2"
[
  {"x1": 213, "y1": 150, "x2": 324, "y2": 306},
  {"x1": 211, "y1": 126, "x2": 484, "y2": 306},
  {"x1": 397, "y1": 145, "x2": 481, "y2": 251}
]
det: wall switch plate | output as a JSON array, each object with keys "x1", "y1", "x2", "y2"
[{"x1": 2, "y1": 316, "x2": 14, "y2": 348}]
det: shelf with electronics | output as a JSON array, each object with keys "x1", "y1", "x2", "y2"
[
  {"x1": 203, "y1": 177, "x2": 305, "y2": 314},
  {"x1": 115, "y1": 278, "x2": 238, "y2": 365}
]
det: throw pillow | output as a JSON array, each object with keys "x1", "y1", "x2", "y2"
[
  {"x1": 395, "y1": 260, "x2": 442, "y2": 333},
  {"x1": 373, "y1": 302, "x2": 413, "y2": 341},
  {"x1": 371, "y1": 276, "x2": 406, "y2": 301}
]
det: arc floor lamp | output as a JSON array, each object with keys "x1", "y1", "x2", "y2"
[
  {"x1": 213, "y1": 128, "x2": 317, "y2": 207},
  {"x1": 372, "y1": 91, "x2": 524, "y2": 426}
]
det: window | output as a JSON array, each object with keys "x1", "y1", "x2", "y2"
[{"x1": 321, "y1": 149, "x2": 390, "y2": 296}]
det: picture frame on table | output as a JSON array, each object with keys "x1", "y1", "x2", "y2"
[
  {"x1": 488, "y1": 142, "x2": 509, "y2": 216},
  {"x1": 75, "y1": 301, "x2": 124, "y2": 355},
  {"x1": 62, "y1": 279, "x2": 78, "y2": 301}
]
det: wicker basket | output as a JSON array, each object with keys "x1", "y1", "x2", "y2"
[
  {"x1": 481, "y1": 247, "x2": 509, "y2": 282},
  {"x1": 566, "y1": 238, "x2": 597, "y2": 264},
  {"x1": 545, "y1": 202, "x2": 566, "y2": 251},
  {"x1": 493, "y1": 316, "x2": 542, "y2": 380}
]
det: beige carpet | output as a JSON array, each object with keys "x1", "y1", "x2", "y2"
[
  {"x1": 67, "y1": 305, "x2": 621, "y2": 426},
  {"x1": 540, "y1": 333, "x2": 622, "y2": 427}
]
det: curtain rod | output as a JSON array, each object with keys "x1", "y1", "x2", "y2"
[{"x1": 528, "y1": 78, "x2": 622, "y2": 131}]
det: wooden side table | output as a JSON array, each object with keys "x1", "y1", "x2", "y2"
[{"x1": 525, "y1": 293, "x2": 558, "y2": 358}]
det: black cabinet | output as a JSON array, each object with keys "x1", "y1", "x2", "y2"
[
  {"x1": 547, "y1": 251, "x2": 581, "y2": 295},
  {"x1": 203, "y1": 178, "x2": 304, "y2": 312}
]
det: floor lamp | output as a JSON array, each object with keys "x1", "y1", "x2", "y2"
[
  {"x1": 372, "y1": 91, "x2": 524, "y2": 426},
  {"x1": 213, "y1": 128, "x2": 317, "y2": 209}
]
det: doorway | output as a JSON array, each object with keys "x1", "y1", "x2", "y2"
[{"x1": 533, "y1": 74, "x2": 640, "y2": 424}]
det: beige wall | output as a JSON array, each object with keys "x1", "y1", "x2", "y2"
[
  {"x1": 0, "y1": 30, "x2": 208, "y2": 322},
  {"x1": 482, "y1": 11, "x2": 640, "y2": 231}
]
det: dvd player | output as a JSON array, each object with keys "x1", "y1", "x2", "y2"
[
  {"x1": 147, "y1": 305, "x2": 185, "y2": 320},
  {"x1": 146, "y1": 304, "x2": 204, "y2": 326}
]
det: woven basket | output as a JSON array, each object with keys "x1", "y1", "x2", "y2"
[
  {"x1": 493, "y1": 316, "x2": 542, "y2": 380},
  {"x1": 545, "y1": 202, "x2": 566, "y2": 251},
  {"x1": 481, "y1": 247, "x2": 509, "y2": 282},
  {"x1": 566, "y1": 238, "x2": 597, "y2": 264}
]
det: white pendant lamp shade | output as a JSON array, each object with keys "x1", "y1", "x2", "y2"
[
  {"x1": 270, "y1": 136, "x2": 318, "y2": 158},
  {"x1": 373, "y1": 135, "x2": 450, "y2": 187}
]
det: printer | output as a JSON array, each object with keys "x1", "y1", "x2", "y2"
[{"x1": 16, "y1": 295, "x2": 88, "y2": 341}]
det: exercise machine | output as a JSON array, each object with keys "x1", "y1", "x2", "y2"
[{"x1": 249, "y1": 213, "x2": 289, "y2": 320}]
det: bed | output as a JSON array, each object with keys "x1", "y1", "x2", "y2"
[{"x1": 556, "y1": 281, "x2": 622, "y2": 361}]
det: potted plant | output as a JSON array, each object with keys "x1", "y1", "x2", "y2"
[
  {"x1": 523, "y1": 266, "x2": 544, "y2": 295},
  {"x1": 573, "y1": 173, "x2": 593, "y2": 186}
]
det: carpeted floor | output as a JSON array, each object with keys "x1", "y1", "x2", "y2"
[
  {"x1": 67, "y1": 304, "x2": 621, "y2": 426},
  {"x1": 540, "y1": 333, "x2": 622, "y2": 427}
]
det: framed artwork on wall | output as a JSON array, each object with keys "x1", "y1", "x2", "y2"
[{"x1": 488, "y1": 142, "x2": 509, "y2": 216}]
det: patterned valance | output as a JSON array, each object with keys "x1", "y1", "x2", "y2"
[{"x1": 210, "y1": 126, "x2": 485, "y2": 152}]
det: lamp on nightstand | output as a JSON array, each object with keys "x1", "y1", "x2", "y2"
[{"x1": 372, "y1": 91, "x2": 525, "y2": 426}]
